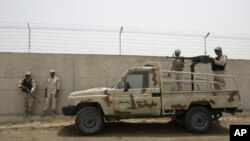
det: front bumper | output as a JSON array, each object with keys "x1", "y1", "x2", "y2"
[{"x1": 62, "y1": 105, "x2": 76, "y2": 116}]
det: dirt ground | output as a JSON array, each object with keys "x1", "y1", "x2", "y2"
[{"x1": 0, "y1": 112, "x2": 250, "y2": 141}]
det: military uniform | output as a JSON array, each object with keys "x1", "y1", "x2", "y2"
[
  {"x1": 18, "y1": 71, "x2": 36, "y2": 118},
  {"x1": 170, "y1": 56, "x2": 185, "y2": 91},
  {"x1": 43, "y1": 72, "x2": 60, "y2": 114},
  {"x1": 212, "y1": 54, "x2": 227, "y2": 90}
]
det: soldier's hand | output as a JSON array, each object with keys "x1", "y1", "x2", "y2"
[
  {"x1": 167, "y1": 72, "x2": 171, "y2": 77},
  {"x1": 210, "y1": 57, "x2": 215, "y2": 62}
]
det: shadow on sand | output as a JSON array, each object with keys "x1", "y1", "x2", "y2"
[{"x1": 57, "y1": 121, "x2": 229, "y2": 137}]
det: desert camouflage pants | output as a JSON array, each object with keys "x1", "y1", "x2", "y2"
[
  {"x1": 44, "y1": 92, "x2": 57, "y2": 111},
  {"x1": 24, "y1": 93, "x2": 33, "y2": 113},
  {"x1": 214, "y1": 71, "x2": 226, "y2": 90},
  {"x1": 171, "y1": 73, "x2": 183, "y2": 91}
]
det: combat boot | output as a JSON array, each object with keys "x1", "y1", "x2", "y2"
[
  {"x1": 24, "y1": 110, "x2": 29, "y2": 119},
  {"x1": 24, "y1": 113, "x2": 28, "y2": 119},
  {"x1": 27, "y1": 112, "x2": 32, "y2": 119}
]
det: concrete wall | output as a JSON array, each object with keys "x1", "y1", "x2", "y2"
[{"x1": 0, "y1": 53, "x2": 249, "y2": 115}]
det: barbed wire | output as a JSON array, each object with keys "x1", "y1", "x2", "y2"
[{"x1": 0, "y1": 23, "x2": 250, "y2": 59}]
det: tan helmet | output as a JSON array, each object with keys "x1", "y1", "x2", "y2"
[
  {"x1": 50, "y1": 69, "x2": 55, "y2": 73},
  {"x1": 214, "y1": 47, "x2": 222, "y2": 52},
  {"x1": 25, "y1": 71, "x2": 31, "y2": 75},
  {"x1": 174, "y1": 49, "x2": 181, "y2": 54}
]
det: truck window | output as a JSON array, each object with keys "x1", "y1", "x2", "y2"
[{"x1": 125, "y1": 71, "x2": 149, "y2": 89}]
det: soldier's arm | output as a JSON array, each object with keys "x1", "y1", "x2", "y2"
[
  {"x1": 181, "y1": 56, "x2": 185, "y2": 63},
  {"x1": 31, "y1": 79, "x2": 36, "y2": 93},
  {"x1": 18, "y1": 79, "x2": 23, "y2": 88},
  {"x1": 56, "y1": 77, "x2": 60, "y2": 90},
  {"x1": 214, "y1": 55, "x2": 227, "y2": 66},
  {"x1": 168, "y1": 60, "x2": 175, "y2": 76},
  {"x1": 45, "y1": 78, "x2": 48, "y2": 89},
  {"x1": 45, "y1": 79, "x2": 48, "y2": 97},
  {"x1": 56, "y1": 77, "x2": 60, "y2": 94},
  {"x1": 170, "y1": 59, "x2": 174, "y2": 71}
]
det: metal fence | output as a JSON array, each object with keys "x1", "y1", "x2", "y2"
[{"x1": 1, "y1": 23, "x2": 250, "y2": 59}]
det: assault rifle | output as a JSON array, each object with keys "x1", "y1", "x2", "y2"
[
  {"x1": 21, "y1": 86, "x2": 41, "y2": 104},
  {"x1": 166, "y1": 55, "x2": 212, "y2": 90}
]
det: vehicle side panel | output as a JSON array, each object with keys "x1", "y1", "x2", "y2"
[{"x1": 161, "y1": 91, "x2": 241, "y2": 111}]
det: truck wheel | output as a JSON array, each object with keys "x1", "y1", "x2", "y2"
[
  {"x1": 185, "y1": 106, "x2": 212, "y2": 133},
  {"x1": 75, "y1": 107, "x2": 104, "y2": 135}
]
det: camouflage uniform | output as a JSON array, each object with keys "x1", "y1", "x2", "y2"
[
  {"x1": 212, "y1": 54, "x2": 227, "y2": 90},
  {"x1": 18, "y1": 71, "x2": 36, "y2": 118},
  {"x1": 43, "y1": 74, "x2": 60, "y2": 113},
  {"x1": 170, "y1": 57, "x2": 185, "y2": 91}
]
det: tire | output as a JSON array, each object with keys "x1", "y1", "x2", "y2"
[
  {"x1": 185, "y1": 106, "x2": 212, "y2": 133},
  {"x1": 75, "y1": 107, "x2": 104, "y2": 135}
]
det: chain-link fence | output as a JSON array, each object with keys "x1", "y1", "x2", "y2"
[{"x1": 1, "y1": 23, "x2": 250, "y2": 59}]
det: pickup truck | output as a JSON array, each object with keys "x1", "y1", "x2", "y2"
[{"x1": 62, "y1": 62, "x2": 242, "y2": 135}]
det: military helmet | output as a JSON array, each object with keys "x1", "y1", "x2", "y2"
[
  {"x1": 50, "y1": 69, "x2": 55, "y2": 73},
  {"x1": 174, "y1": 49, "x2": 181, "y2": 54},
  {"x1": 214, "y1": 47, "x2": 222, "y2": 52},
  {"x1": 25, "y1": 71, "x2": 31, "y2": 75}
]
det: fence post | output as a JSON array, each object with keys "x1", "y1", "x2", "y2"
[
  {"x1": 119, "y1": 26, "x2": 123, "y2": 55},
  {"x1": 27, "y1": 23, "x2": 31, "y2": 53},
  {"x1": 204, "y1": 32, "x2": 210, "y2": 55}
]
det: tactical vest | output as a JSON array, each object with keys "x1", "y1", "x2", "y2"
[
  {"x1": 211, "y1": 55, "x2": 226, "y2": 71},
  {"x1": 172, "y1": 58, "x2": 185, "y2": 71},
  {"x1": 22, "y1": 79, "x2": 32, "y2": 92}
]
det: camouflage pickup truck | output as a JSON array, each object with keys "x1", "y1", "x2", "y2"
[{"x1": 62, "y1": 62, "x2": 242, "y2": 135}]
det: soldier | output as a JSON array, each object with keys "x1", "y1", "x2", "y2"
[
  {"x1": 42, "y1": 69, "x2": 60, "y2": 117},
  {"x1": 211, "y1": 47, "x2": 227, "y2": 90},
  {"x1": 169, "y1": 49, "x2": 185, "y2": 91},
  {"x1": 18, "y1": 71, "x2": 36, "y2": 119}
]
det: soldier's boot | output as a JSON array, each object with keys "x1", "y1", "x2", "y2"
[
  {"x1": 27, "y1": 112, "x2": 32, "y2": 119},
  {"x1": 41, "y1": 111, "x2": 47, "y2": 118},
  {"x1": 24, "y1": 111, "x2": 28, "y2": 119},
  {"x1": 24, "y1": 112, "x2": 28, "y2": 119}
]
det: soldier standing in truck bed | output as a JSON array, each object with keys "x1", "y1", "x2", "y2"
[
  {"x1": 18, "y1": 71, "x2": 36, "y2": 119},
  {"x1": 169, "y1": 49, "x2": 185, "y2": 91},
  {"x1": 211, "y1": 47, "x2": 227, "y2": 90}
]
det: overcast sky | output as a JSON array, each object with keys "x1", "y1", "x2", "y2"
[{"x1": 0, "y1": 0, "x2": 250, "y2": 35}]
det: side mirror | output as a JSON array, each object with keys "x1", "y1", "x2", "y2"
[{"x1": 124, "y1": 82, "x2": 130, "y2": 92}]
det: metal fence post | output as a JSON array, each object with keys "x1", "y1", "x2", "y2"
[
  {"x1": 204, "y1": 32, "x2": 210, "y2": 55},
  {"x1": 27, "y1": 23, "x2": 31, "y2": 53},
  {"x1": 119, "y1": 26, "x2": 123, "y2": 55}
]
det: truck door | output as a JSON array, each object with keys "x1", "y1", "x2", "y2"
[{"x1": 114, "y1": 71, "x2": 154, "y2": 115}]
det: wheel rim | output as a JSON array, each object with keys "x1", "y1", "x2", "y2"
[
  {"x1": 192, "y1": 113, "x2": 207, "y2": 128},
  {"x1": 83, "y1": 115, "x2": 97, "y2": 128}
]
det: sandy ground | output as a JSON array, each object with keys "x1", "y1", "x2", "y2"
[{"x1": 0, "y1": 112, "x2": 250, "y2": 141}]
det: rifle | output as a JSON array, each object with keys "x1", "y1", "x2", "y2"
[{"x1": 21, "y1": 86, "x2": 40, "y2": 104}]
